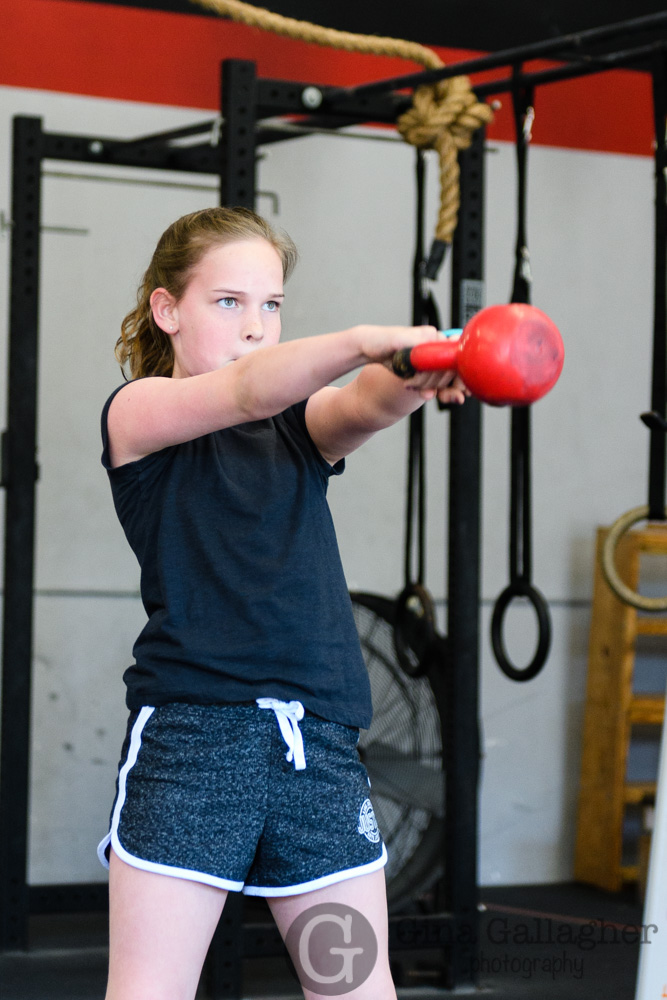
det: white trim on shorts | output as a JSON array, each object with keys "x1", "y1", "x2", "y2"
[
  {"x1": 243, "y1": 844, "x2": 388, "y2": 897},
  {"x1": 96, "y1": 704, "x2": 245, "y2": 893},
  {"x1": 97, "y1": 703, "x2": 387, "y2": 896}
]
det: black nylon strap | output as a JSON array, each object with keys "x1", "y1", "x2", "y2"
[
  {"x1": 508, "y1": 76, "x2": 534, "y2": 585},
  {"x1": 404, "y1": 151, "x2": 442, "y2": 587},
  {"x1": 647, "y1": 52, "x2": 667, "y2": 520},
  {"x1": 405, "y1": 409, "x2": 426, "y2": 586},
  {"x1": 510, "y1": 78, "x2": 533, "y2": 308},
  {"x1": 405, "y1": 151, "x2": 427, "y2": 587},
  {"x1": 509, "y1": 406, "x2": 532, "y2": 583},
  {"x1": 491, "y1": 75, "x2": 551, "y2": 682},
  {"x1": 395, "y1": 150, "x2": 441, "y2": 679}
]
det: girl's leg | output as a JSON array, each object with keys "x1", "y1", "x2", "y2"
[
  {"x1": 105, "y1": 849, "x2": 228, "y2": 1000},
  {"x1": 267, "y1": 868, "x2": 397, "y2": 1000}
]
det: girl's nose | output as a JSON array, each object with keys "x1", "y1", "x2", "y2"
[{"x1": 242, "y1": 315, "x2": 264, "y2": 342}]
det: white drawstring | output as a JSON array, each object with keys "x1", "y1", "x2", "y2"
[{"x1": 256, "y1": 698, "x2": 306, "y2": 770}]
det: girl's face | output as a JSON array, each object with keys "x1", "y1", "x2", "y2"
[{"x1": 154, "y1": 238, "x2": 285, "y2": 378}]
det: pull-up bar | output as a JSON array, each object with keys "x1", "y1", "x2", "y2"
[
  {"x1": 329, "y1": 10, "x2": 667, "y2": 103},
  {"x1": 475, "y1": 39, "x2": 667, "y2": 100},
  {"x1": 257, "y1": 36, "x2": 667, "y2": 142}
]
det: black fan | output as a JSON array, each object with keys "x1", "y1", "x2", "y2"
[{"x1": 351, "y1": 591, "x2": 445, "y2": 914}]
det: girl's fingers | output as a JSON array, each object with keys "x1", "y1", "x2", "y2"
[
  {"x1": 436, "y1": 386, "x2": 466, "y2": 405},
  {"x1": 405, "y1": 371, "x2": 457, "y2": 391},
  {"x1": 402, "y1": 370, "x2": 469, "y2": 405}
]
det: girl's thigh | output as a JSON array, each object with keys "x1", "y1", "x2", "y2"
[
  {"x1": 106, "y1": 849, "x2": 227, "y2": 1000},
  {"x1": 267, "y1": 868, "x2": 397, "y2": 1000}
]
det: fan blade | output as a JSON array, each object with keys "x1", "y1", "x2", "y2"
[{"x1": 363, "y1": 745, "x2": 445, "y2": 818}]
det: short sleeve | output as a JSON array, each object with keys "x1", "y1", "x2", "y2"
[
  {"x1": 286, "y1": 399, "x2": 345, "y2": 479},
  {"x1": 101, "y1": 383, "x2": 133, "y2": 470}
]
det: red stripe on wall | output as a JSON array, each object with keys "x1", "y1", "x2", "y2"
[{"x1": 3, "y1": 0, "x2": 655, "y2": 156}]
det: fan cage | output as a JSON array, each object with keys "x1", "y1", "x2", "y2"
[{"x1": 351, "y1": 593, "x2": 445, "y2": 913}]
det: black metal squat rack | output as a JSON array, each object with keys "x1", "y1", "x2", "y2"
[{"x1": 0, "y1": 11, "x2": 666, "y2": 996}]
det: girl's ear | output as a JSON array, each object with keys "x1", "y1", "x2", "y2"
[{"x1": 150, "y1": 287, "x2": 178, "y2": 334}]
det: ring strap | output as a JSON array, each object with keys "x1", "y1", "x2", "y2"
[
  {"x1": 393, "y1": 150, "x2": 441, "y2": 678},
  {"x1": 404, "y1": 149, "x2": 442, "y2": 591},
  {"x1": 647, "y1": 53, "x2": 667, "y2": 520},
  {"x1": 490, "y1": 76, "x2": 552, "y2": 682},
  {"x1": 510, "y1": 76, "x2": 533, "y2": 308}
]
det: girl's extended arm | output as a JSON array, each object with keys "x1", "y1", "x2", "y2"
[
  {"x1": 305, "y1": 361, "x2": 466, "y2": 466},
  {"x1": 106, "y1": 324, "x2": 458, "y2": 467}
]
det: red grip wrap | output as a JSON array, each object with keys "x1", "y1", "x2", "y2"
[{"x1": 407, "y1": 341, "x2": 459, "y2": 372}]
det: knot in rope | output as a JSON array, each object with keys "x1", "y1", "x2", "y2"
[
  {"x1": 397, "y1": 76, "x2": 494, "y2": 246},
  {"x1": 397, "y1": 77, "x2": 482, "y2": 151},
  {"x1": 189, "y1": 0, "x2": 493, "y2": 259}
]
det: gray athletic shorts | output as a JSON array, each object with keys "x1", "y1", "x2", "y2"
[{"x1": 97, "y1": 699, "x2": 387, "y2": 896}]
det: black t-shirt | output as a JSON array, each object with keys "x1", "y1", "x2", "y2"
[{"x1": 101, "y1": 384, "x2": 372, "y2": 729}]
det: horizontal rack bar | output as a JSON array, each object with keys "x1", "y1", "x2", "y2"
[{"x1": 327, "y1": 10, "x2": 667, "y2": 103}]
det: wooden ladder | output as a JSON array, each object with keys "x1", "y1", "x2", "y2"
[{"x1": 574, "y1": 524, "x2": 667, "y2": 892}]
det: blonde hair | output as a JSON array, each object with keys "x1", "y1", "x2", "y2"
[{"x1": 116, "y1": 207, "x2": 298, "y2": 379}]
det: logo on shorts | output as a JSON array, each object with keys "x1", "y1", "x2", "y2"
[
  {"x1": 285, "y1": 902, "x2": 377, "y2": 995},
  {"x1": 357, "y1": 798, "x2": 380, "y2": 843}
]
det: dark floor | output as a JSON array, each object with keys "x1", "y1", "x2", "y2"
[{"x1": 0, "y1": 882, "x2": 645, "y2": 999}]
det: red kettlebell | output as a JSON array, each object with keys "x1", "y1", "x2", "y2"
[{"x1": 392, "y1": 303, "x2": 564, "y2": 406}]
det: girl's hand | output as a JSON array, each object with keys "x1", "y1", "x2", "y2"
[
  {"x1": 354, "y1": 325, "x2": 470, "y2": 405},
  {"x1": 355, "y1": 324, "x2": 441, "y2": 365},
  {"x1": 405, "y1": 370, "x2": 470, "y2": 405}
]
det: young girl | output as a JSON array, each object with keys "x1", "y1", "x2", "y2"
[{"x1": 98, "y1": 206, "x2": 465, "y2": 1000}]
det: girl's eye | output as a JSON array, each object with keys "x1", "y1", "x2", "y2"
[
  {"x1": 218, "y1": 297, "x2": 237, "y2": 309},
  {"x1": 264, "y1": 300, "x2": 281, "y2": 312}
]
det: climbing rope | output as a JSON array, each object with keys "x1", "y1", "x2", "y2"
[
  {"x1": 396, "y1": 74, "x2": 493, "y2": 270},
  {"x1": 189, "y1": 0, "x2": 493, "y2": 271}
]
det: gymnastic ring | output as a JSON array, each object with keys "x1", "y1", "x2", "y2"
[
  {"x1": 490, "y1": 579, "x2": 552, "y2": 682},
  {"x1": 394, "y1": 582, "x2": 436, "y2": 678},
  {"x1": 600, "y1": 505, "x2": 667, "y2": 612}
]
